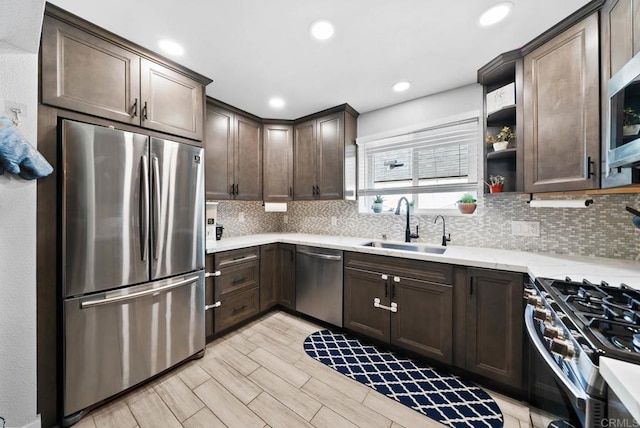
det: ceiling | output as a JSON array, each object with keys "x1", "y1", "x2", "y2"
[{"x1": 49, "y1": 0, "x2": 592, "y2": 119}]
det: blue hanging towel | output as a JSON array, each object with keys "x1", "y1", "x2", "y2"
[{"x1": 0, "y1": 116, "x2": 53, "y2": 180}]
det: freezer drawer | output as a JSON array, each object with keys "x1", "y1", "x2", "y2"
[{"x1": 63, "y1": 272, "x2": 205, "y2": 417}]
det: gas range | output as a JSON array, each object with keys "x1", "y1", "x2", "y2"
[
  {"x1": 523, "y1": 276, "x2": 640, "y2": 427},
  {"x1": 535, "y1": 277, "x2": 640, "y2": 364}
]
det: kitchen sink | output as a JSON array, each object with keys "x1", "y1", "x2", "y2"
[{"x1": 361, "y1": 241, "x2": 447, "y2": 254}]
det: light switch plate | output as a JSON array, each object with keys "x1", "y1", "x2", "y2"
[
  {"x1": 511, "y1": 221, "x2": 540, "y2": 237},
  {"x1": 283, "y1": 215, "x2": 288, "y2": 224},
  {"x1": 331, "y1": 216, "x2": 337, "y2": 226},
  {"x1": 238, "y1": 212, "x2": 245, "y2": 223}
]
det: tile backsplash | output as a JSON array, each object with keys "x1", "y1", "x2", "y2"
[{"x1": 217, "y1": 194, "x2": 640, "y2": 260}]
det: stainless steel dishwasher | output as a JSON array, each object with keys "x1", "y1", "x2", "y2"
[{"x1": 295, "y1": 245, "x2": 343, "y2": 327}]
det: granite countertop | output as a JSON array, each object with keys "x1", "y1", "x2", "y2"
[{"x1": 207, "y1": 232, "x2": 640, "y2": 416}]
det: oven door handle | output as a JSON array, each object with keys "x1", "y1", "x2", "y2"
[{"x1": 525, "y1": 305, "x2": 587, "y2": 410}]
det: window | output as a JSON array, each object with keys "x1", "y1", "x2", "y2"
[{"x1": 357, "y1": 113, "x2": 480, "y2": 214}]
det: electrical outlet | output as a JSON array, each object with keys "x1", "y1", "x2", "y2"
[
  {"x1": 283, "y1": 215, "x2": 288, "y2": 224},
  {"x1": 511, "y1": 221, "x2": 540, "y2": 237},
  {"x1": 331, "y1": 216, "x2": 337, "y2": 226},
  {"x1": 238, "y1": 212, "x2": 245, "y2": 223}
]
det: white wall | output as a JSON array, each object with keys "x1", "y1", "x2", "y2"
[
  {"x1": 0, "y1": 50, "x2": 39, "y2": 428},
  {"x1": 357, "y1": 83, "x2": 483, "y2": 137},
  {"x1": 0, "y1": 2, "x2": 45, "y2": 426}
]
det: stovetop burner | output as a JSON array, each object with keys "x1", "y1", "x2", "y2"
[{"x1": 536, "y1": 276, "x2": 640, "y2": 364}]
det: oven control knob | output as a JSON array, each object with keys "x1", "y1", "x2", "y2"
[
  {"x1": 534, "y1": 308, "x2": 551, "y2": 322},
  {"x1": 527, "y1": 296, "x2": 543, "y2": 306},
  {"x1": 550, "y1": 339, "x2": 575, "y2": 360},
  {"x1": 543, "y1": 324, "x2": 564, "y2": 340}
]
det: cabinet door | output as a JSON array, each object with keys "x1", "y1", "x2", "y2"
[
  {"x1": 465, "y1": 268, "x2": 524, "y2": 389},
  {"x1": 205, "y1": 255, "x2": 216, "y2": 340},
  {"x1": 523, "y1": 14, "x2": 600, "y2": 192},
  {"x1": 41, "y1": 16, "x2": 140, "y2": 125},
  {"x1": 316, "y1": 113, "x2": 344, "y2": 200},
  {"x1": 278, "y1": 244, "x2": 296, "y2": 310},
  {"x1": 603, "y1": 0, "x2": 634, "y2": 77},
  {"x1": 263, "y1": 124, "x2": 293, "y2": 201},
  {"x1": 343, "y1": 268, "x2": 390, "y2": 342},
  {"x1": 140, "y1": 58, "x2": 204, "y2": 141},
  {"x1": 214, "y1": 287, "x2": 260, "y2": 334},
  {"x1": 293, "y1": 119, "x2": 317, "y2": 200},
  {"x1": 391, "y1": 277, "x2": 453, "y2": 364},
  {"x1": 235, "y1": 115, "x2": 263, "y2": 200},
  {"x1": 205, "y1": 105, "x2": 234, "y2": 200},
  {"x1": 260, "y1": 244, "x2": 279, "y2": 311}
]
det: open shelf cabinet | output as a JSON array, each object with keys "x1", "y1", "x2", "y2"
[{"x1": 478, "y1": 50, "x2": 524, "y2": 194}]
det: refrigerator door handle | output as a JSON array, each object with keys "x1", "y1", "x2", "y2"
[
  {"x1": 80, "y1": 275, "x2": 200, "y2": 309},
  {"x1": 152, "y1": 156, "x2": 161, "y2": 260},
  {"x1": 140, "y1": 155, "x2": 149, "y2": 262}
]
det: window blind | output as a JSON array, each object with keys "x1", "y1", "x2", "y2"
[{"x1": 358, "y1": 117, "x2": 479, "y2": 196}]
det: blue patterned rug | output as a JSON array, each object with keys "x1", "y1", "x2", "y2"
[{"x1": 304, "y1": 330, "x2": 504, "y2": 428}]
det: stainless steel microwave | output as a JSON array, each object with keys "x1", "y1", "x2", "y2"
[{"x1": 607, "y1": 50, "x2": 640, "y2": 168}]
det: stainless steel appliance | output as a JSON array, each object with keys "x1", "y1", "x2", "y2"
[
  {"x1": 295, "y1": 246, "x2": 343, "y2": 327},
  {"x1": 525, "y1": 276, "x2": 640, "y2": 427},
  {"x1": 61, "y1": 120, "x2": 205, "y2": 424}
]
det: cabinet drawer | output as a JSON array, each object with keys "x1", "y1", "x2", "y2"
[
  {"x1": 214, "y1": 287, "x2": 259, "y2": 333},
  {"x1": 345, "y1": 252, "x2": 453, "y2": 284},
  {"x1": 214, "y1": 247, "x2": 260, "y2": 269},
  {"x1": 218, "y1": 260, "x2": 259, "y2": 296}
]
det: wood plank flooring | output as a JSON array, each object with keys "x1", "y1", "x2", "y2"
[{"x1": 73, "y1": 311, "x2": 535, "y2": 428}]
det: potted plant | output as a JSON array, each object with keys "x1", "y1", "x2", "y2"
[
  {"x1": 456, "y1": 193, "x2": 477, "y2": 214},
  {"x1": 486, "y1": 175, "x2": 505, "y2": 193},
  {"x1": 623, "y1": 107, "x2": 640, "y2": 136},
  {"x1": 372, "y1": 195, "x2": 384, "y2": 213},
  {"x1": 486, "y1": 126, "x2": 515, "y2": 151}
]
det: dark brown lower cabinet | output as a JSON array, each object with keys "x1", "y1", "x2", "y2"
[
  {"x1": 204, "y1": 254, "x2": 215, "y2": 339},
  {"x1": 278, "y1": 244, "x2": 296, "y2": 309},
  {"x1": 215, "y1": 287, "x2": 260, "y2": 333},
  {"x1": 344, "y1": 265, "x2": 453, "y2": 364},
  {"x1": 260, "y1": 244, "x2": 279, "y2": 311},
  {"x1": 463, "y1": 268, "x2": 524, "y2": 389}
]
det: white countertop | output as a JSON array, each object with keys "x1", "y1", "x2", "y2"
[
  {"x1": 207, "y1": 233, "x2": 640, "y2": 416},
  {"x1": 207, "y1": 233, "x2": 640, "y2": 288},
  {"x1": 601, "y1": 357, "x2": 640, "y2": 423}
]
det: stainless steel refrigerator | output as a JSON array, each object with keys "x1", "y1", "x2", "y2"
[{"x1": 60, "y1": 120, "x2": 205, "y2": 423}]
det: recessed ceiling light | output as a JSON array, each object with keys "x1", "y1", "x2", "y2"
[
  {"x1": 269, "y1": 97, "x2": 285, "y2": 108},
  {"x1": 158, "y1": 39, "x2": 184, "y2": 56},
  {"x1": 392, "y1": 81, "x2": 411, "y2": 92},
  {"x1": 309, "y1": 19, "x2": 335, "y2": 41},
  {"x1": 479, "y1": 2, "x2": 513, "y2": 27}
]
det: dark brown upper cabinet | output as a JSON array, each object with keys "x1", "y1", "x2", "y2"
[
  {"x1": 523, "y1": 13, "x2": 600, "y2": 192},
  {"x1": 205, "y1": 100, "x2": 263, "y2": 201},
  {"x1": 294, "y1": 109, "x2": 357, "y2": 200},
  {"x1": 263, "y1": 123, "x2": 294, "y2": 201},
  {"x1": 41, "y1": 9, "x2": 209, "y2": 142}
]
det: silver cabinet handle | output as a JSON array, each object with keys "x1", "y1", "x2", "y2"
[
  {"x1": 140, "y1": 155, "x2": 149, "y2": 262},
  {"x1": 218, "y1": 254, "x2": 258, "y2": 267},
  {"x1": 297, "y1": 250, "x2": 342, "y2": 261},
  {"x1": 205, "y1": 271, "x2": 221, "y2": 278},
  {"x1": 381, "y1": 274, "x2": 388, "y2": 280},
  {"x1": 393, "y1": 276, "x2": 400, "y2": 283},
  {"x1": 205, "y1": 301, "x2": 221, "y2": 310},
  {"x1": 81, "y1": 275, "x2": 200, "y2": 309},
  {"x1": 373, "y1": 298, "x2": 398, "y2": 313},
  {"x1": 152, "y1": 156, "x2": 161, "y2": 260}
]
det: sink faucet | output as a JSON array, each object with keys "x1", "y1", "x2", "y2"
[
  {"x1": 434, "y1": 215, "x2": 451, "y2": 246},
  {"x1": 395, "y1": 197, "x2": 419, "y2": 242}
]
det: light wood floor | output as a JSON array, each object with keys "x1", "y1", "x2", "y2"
[{"x1": 74, "y1": 311, "x2": 538, "y2": 428}]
